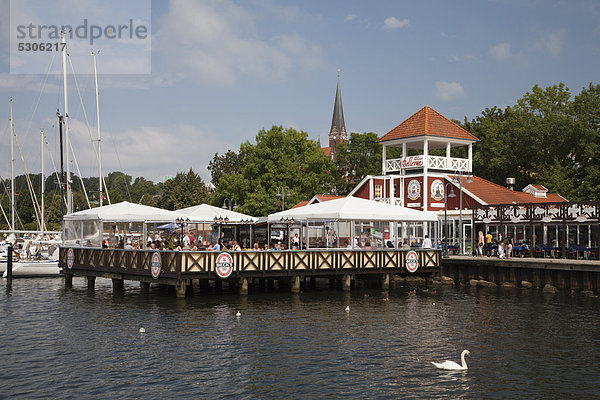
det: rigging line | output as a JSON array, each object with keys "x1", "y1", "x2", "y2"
[
  {"x1": 13, "y1": 131, "x2": 42, "y2": 229},
  {"x1": 67, "y1": 54, "x2": 99, "y2": 158},
  {"x1": 67, "y1": 135, "x2": 91, "y2": 209},
  {"x1": 23, "y1": 50, "x2": 58, "y2": 142},
  {"x1": 47, "y1": 146, "x2": 68, "y2": 209},
  {"x1": 0, "y1": 198, "x2": 10, "y2": 230}
]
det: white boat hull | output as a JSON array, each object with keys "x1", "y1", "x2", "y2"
[{"x1": 2, "y1": 260, "x2": 62, "y2": 278}]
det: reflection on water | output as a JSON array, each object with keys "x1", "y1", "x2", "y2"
[{"x1": 0, "y1": 277, "x2": 598, "y2": 399}]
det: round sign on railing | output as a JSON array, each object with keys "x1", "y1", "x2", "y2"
[
  {"x1": 150, "y1": 251, "x2": 162, "y2": 279},
  {"x1": 215, "y1": 252, "x2": 234, "y2": 279},
  {"x1": 66, "y1": 248, "x2": 74, "y2": 269},
  {"x1": 405, "y1": 250, "x2": 419, "y2": 273}
]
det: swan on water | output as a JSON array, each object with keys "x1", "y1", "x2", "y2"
[
  {"x1": 139, "y1": 327, "x2": 146, "y2": 333},
  {"x1": 236, "y1": 311, "x2": 241, "y2": 317},
  {"x1": 431, "y1": 350, "x2": 470, "y2": 370},
  {"x1": 345, "y1": 306, "x2": 350, "y2": 312}
]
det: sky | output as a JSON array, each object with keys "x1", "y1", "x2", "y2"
[{"x1": 0, "y1": 0, "x2": 599, "y2": 185}]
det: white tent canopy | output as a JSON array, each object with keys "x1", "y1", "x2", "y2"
[
  {"x1": 268, "y1": 196, "x2": 438, "y2": 222},
  {"x1": 63, "y1": 201, "x2": 187, "y2": 222},
  {"x1": 177, "y1": 203, "x2": 257, "y2": 223}
]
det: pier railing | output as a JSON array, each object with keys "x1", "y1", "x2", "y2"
[{"x1": 59, "y1": 248, "x2": 440, "y2": 280}]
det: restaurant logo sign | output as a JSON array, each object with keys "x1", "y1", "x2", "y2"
[
  {"x1": 431, "y1": 179, "x2": 444, "y2": 201},
  {"x1": 150, "y1": 251, "x2": 161, "y2": 279},
  {"x1": 215, "y1": 252, "x2": 234, "y2": 279},
  {"x1": 407, "y1": 179, "x2": 421, "y2": 201},
  {"x1": 66, "y1": 248, "x2": 74, "y2": 269},
  {"x1": 401, "y1": 155, "x2": 423, "y2": 169},
  {"x1": 405, "y1": 250, "x2": 419, "y2": 273}
]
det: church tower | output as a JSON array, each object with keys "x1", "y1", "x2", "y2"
[{"x1": 328, "y1": 73, "x2": 347, "y2": 156}]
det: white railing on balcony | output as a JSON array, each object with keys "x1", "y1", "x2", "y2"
[{"x1": 385, "y1": 156, "x2": 470, "y2": 173}]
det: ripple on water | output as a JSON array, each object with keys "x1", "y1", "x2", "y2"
[{"x1": 0, "y1": 280, "x2": 598, "y2": 399}]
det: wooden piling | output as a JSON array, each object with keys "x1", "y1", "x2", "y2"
[
  {"x1": 342, "y1": 274, "x2": 352, "y2": 291},
  {"x1": 87, "y1": 276, "x2": 96, "y2": 290},
  {"x1": 140, "y1": 281, "x2": 150, "y2": 293},
  {"x1": 291, "y1": 276, "x2": 301, "y2": 293},
  {"x1": 239, "y1": 278, "x2": 249, "y2": 295}
]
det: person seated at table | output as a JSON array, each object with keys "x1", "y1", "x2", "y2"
[
  {"x1": 209, "y1": 241, "x2": 221, "y2": 251},
  {"x1": 421, "y1": 235, "x2": 432, "y2": 249},
  {"x1": 232, "y1": 241, "x2": 241, "y2": 251},
  {"x1": 252, "y1": 242, "x2": 260, "y2": 251}
]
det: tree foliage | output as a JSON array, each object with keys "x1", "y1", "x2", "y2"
[
  {"x1": 158, "y1": 168, "x2": 212, "y2": 211},
  {"x1": 212, "y1": 126, "x2": 338, "y2": 216},
  {"x1": 463, "y1": 83, "x2": 600, "y2": 201}
]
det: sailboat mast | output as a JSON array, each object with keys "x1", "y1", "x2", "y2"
[
  {"x1": 92, "y1": 51, "x2": 103, "y2": 207},
  {"x1": 61, "y1": 31, "x2": 72, "y2": 214},
  {"x1": 40, "y1": 129, "x2": 45, "y2": 232},
  {"x1": 9, "y1": 99, "x2": 15, "y2": 231}
]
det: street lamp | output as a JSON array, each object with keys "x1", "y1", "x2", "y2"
[
  {"x1": 452, "y1": 172, "x2": 473, "y2": 255},
  {"x1": 175, "y1": 217, "x2": 190, "y2": 242},
  {"x1": 443, "y1": 182, "x2": 456, "y2": 258},
  {"x1": 213, "y1": 216, "x2": 229, "y2": 245},
  {"x1": 276, "y1": 186, "x2": 291, "y2": 211},
  {"x1": 222, "y1": 198, "x2": 237, "y2": 210},
  {"x1": 280, "y1": 217, "x2": 295, "y2": 249}
]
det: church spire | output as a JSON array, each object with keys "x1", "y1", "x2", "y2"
[{"x1": 329, "y1": 69, "x2": 347, "y2": 155}]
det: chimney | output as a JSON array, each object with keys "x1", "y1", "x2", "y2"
[{"x1": 506, "y1": 177, "x2": 515, "y2": 191}]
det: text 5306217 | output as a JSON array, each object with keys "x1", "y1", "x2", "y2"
[{"x1": 17, "y1": 42, "x2": 66, "y2": 51}]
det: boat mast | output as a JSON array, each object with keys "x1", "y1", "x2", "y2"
[
  {"x1": 40, "y1": 129, "x2": 45, "y2": 231},
  {"x1": 61, "y1": 31, "x2": 72, "y2": 214},
  {"x1": 92, "y1": 51, "x2": 103, "y2": 207},
  {"x1": 9, "y1": 99, "x2": 15, "y2": 231}
]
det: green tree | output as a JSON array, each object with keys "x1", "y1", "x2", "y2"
[
  {"x1": 158, "y1": 168, "x2": 212, "y2": 210},
  {"x1": 208, "y1": 150, "x2": 245, "y2": 185},
  {"x1": 213, "y1": 126, "x2": 337, "y2": 216}
]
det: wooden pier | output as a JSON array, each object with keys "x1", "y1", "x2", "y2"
[
  {"x1": 59, "y1": 248, "x2": 441, "y2": 297},
  {"x1": 442, "y1": 256, "x2": 600, "y2": 292}
]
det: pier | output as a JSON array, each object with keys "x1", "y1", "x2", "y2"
[
  {"x1": 442, "y1": 256, "x2": 600, "y2": 292},
  {"x1": 59, "y1": 248, "x2": 441, "y2": 297}
]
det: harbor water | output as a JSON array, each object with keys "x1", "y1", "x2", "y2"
[{"x1": 0, "y1": 278, "x2": 598, "y2": 399}]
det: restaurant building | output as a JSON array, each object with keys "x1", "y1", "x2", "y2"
[{"x1": 348, "y1": 105, "x2": 575, "y2": 254}]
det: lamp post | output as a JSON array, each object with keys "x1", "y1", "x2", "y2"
[
  {"x1": 241, "y1": 218, "x2": 255, "y2": 248},
  {"x1": 443, "y1": 182, "x2": 456, "y2": 258},
  {"x1": 452, "y1": 172, "x2": 473, "y2": 255},
  {"x1": 276, "y1": 186, "x2": 291, "y2": 211},
  {"x1": 222, "y1": 198, "x2": 237, "y2": 210},
  {"x1": 213, "y1": 216, "x2": 229, "y2": 246},
  {"x1": 175, "y1": 217, "x2": 190, "y2": 242},
  {"x1": 280, "y1": 217, "x2": 295, "y2": 249}
]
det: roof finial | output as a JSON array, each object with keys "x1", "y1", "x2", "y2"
[{"x1": 337, "y1": 68, "x2": 340, "y2": 79}]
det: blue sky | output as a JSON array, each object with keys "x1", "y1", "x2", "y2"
[{"x1": 0, "y1": 0, "x2": 599, "y2": 183}]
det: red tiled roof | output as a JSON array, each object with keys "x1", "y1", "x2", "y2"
[
  {"x1": 321, "y1": 147, "x2": 331, "y2": 157},
  {"x1": 456, "y1": 175, "x2": 566, "y2": 205},
  {"x1": 292, "y1": 200, "x2": 309, "y2": 209},
  {"x1": 378, "y1": 105, "x2": 479, "y2": 143},
  {"x1": 291, "y1": 194, "x2": 345, "y2": 209},
  {"x1": 315, "y1": 195, "x2": 345, "y2": 202}
]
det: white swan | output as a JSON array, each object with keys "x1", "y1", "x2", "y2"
[
  {"x1": 431, "y1": 350, "x2": 470, "y2": 370},
  {"x1": 236, "y1": 311, "x2": 241, "y2": 317}
]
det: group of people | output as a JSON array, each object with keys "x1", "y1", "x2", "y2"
[{"x1": 477, "y1": 231, "x2": 516, "y2": 258}]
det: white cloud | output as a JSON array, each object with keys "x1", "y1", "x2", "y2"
[
  {"x1": 537, "y1": 31, "x2": 565, "y2": 57},
  {"x1": 154, "y1": 0, "x2": 323, "y2": 86},
  {"x1": 383, "y1": 16, "x2": 409, "y2": 31},
  {"x1": 449, "y1": 54, "x2": 477, "y2": 63},
  {"x1": 490, "y1": 42, "x2": 512, "y2": 61},
  {"x1": 345, "y1": 14, "x2": 357, "y2": 21},
  {"x1": 435, "y1": 81, "x2": 465, "y2": 102}
]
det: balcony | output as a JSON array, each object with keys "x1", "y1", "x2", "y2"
[{"x1": 385, "y1": 155, "x2": 470, "y2": 173}]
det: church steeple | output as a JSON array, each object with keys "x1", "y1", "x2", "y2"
[{"x1": 329, "y1": 70, "x2": 347, "y2": 155}]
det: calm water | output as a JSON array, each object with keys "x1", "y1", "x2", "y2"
[{"x1": 0, "y1": 277, "x2": 598, "y2": 399}]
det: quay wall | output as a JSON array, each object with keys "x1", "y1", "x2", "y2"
[{"x1": 441, "y1": 256, "x2": 600, "y2": 292}]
